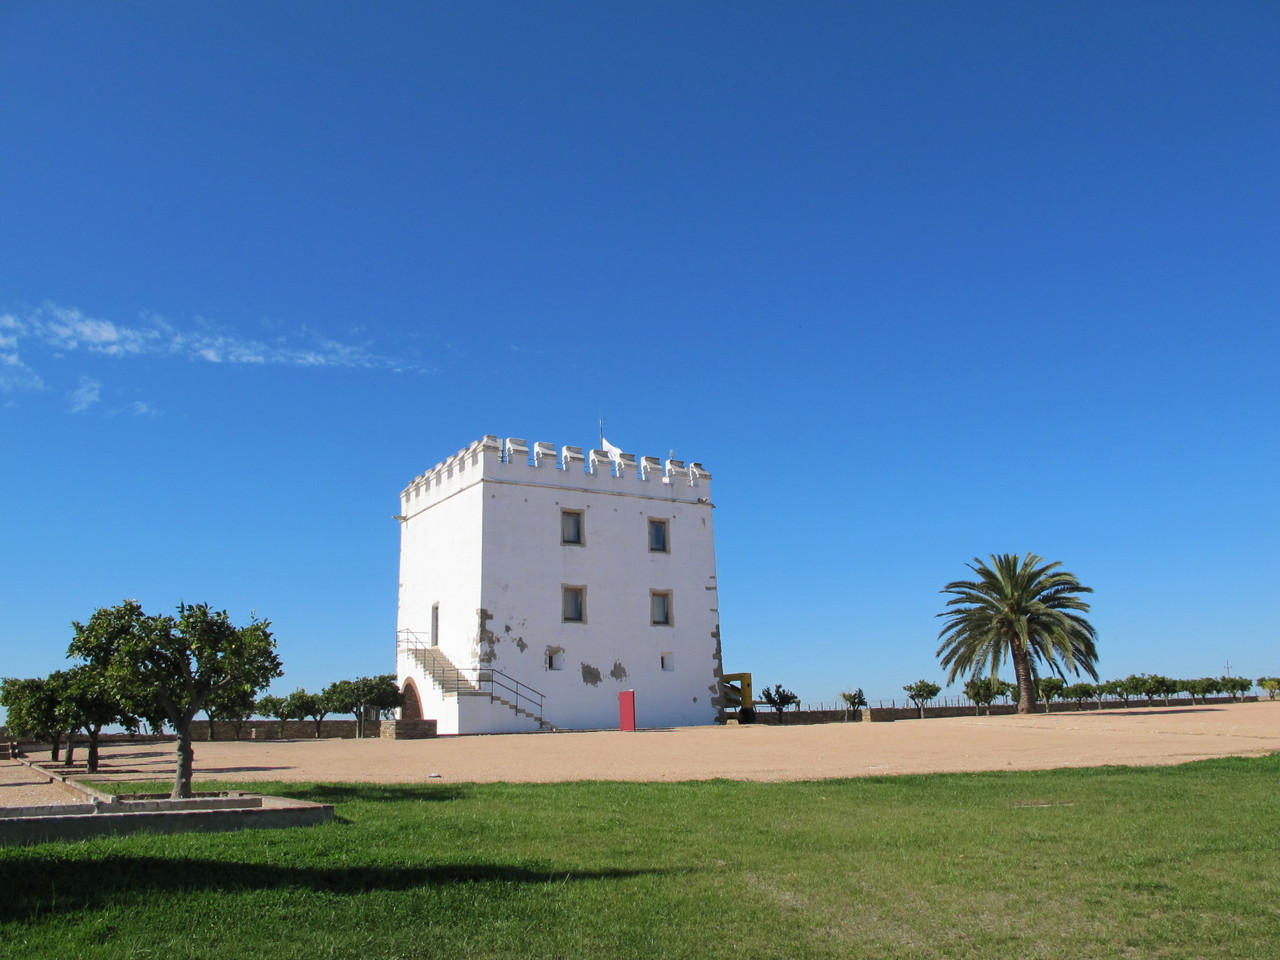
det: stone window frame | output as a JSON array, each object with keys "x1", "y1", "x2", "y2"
[
  {"x1": 562, "y1": 585, "x2": 586, "y2": 623},
  {"x1": 648, "y1": 517, "x2": 670, "y2": 553},
  {"x1": 561, "y1": 508, "x2": 584, "y2": 546},
  {"x1": 650, "y1": 589, "x2": 673, "y2": 626}
]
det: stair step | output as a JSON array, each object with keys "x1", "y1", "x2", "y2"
[{"x1": 404, "y1": 642, "x2": 548, "y2": 728}]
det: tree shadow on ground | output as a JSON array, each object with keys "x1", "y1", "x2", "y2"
[
  {"x1": 1100, "y1": 707, "x2": 1227, "y2": 716},
  {"x1": 276, "y1": 783, "x2": 469, "y2": 804},
  {"x1": 0, "y1": 854, "x2": 676, "y2": 922}
]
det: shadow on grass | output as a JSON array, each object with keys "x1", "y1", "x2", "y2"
[
  {"x1": 0, "y1": 855, "x2": 675, "y2": 922},
  {"x1": 279, "y1": 783, "x2": 469, "y2": 804}
]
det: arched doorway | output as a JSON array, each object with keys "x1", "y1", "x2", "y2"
[{"x1": 401, "y1": 679, "x2": 422, "y2": 720}]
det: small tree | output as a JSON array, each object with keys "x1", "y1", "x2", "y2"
[
  {"x1": 1221, "y1": 676, "x2": 1251, "y2": 702},
  {"x1": 903, "y1": 680, "x2": 941, "y2": 719},
  {"x1": 759, "y1": 684, "x2": 799, "y2": 722},
  {"x1": 256, "y1": 694, "x2": 292, "y2": 738},
  {"x1": 1061, "y1": 682, "x2": 1097, "y2": 709},
  {"x1": 60, "y1": 664, "x2": 136, "y2": 773},
  {"x1": 1036, "y1": 676, "x2": 1065, "y2": 713},
  {"x1": 0, "y1": 676, "x2": 64, "y2": 761},
  {"x1": 1198, "y1": 677, "x2": 1223, "y2": 701},
  {"x1": 204, "y1": 682, "x2": 257, "y2": 740},
  {"x1": 1141, "y1": 674, "x2": 1178, "y2": 707},
  {"x1": 324, "y1": 675, "x2": 403, "y2": 737},
  {"x1": 839, "y1": 688, "x2": 867, "y2": 721},
  {"x1": 1176, "y1": 678, "x2": 1200, "y2": 704},
  {"x1": 997, "y1": 679, "x2": 1017, "y2": 704},
  {"x1": 1257, "y1": 677, "x2": 1280, "y2": 701},
  {"x1": 963, "y1": 675, "x2": 1003, "y2": 716},
  {"x1": 68, "y1": 600, "x2": 282, "y2": 799},
  {"x1": 1119, "y1": 675, "x2": 1149, "y2": 705},
  {"x1": 284, "y1": 689, "x2": 329, "y2": 737},
  {"x1": 1102, "y1": 678, "x2": 1132, "y2": 705}
]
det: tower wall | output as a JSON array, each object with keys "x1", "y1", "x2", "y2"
[{"x1": 397, "y1": 436, "x2": 722, "y2": 732}]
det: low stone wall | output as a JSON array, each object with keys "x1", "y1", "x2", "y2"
[
  {"x1": 0, "y1": 796, "x2": 334, "y2": 846},
  {"x1": 743, "y1": 695, "x2": 1260, "y2": 725},
  {"x1": 0, "y1": 758, "x2": 333, "y2": 847},
  {"x1": 869, "y1": 695, "x2": 1257, "y2": 722},
  {"x1": 378, "y1": 719, "x2": 437, "y2": 739},
  {"x1": 750, "y1": 709, "x2": 860, "y2": 725},
  {"x1": 190, "y1": 719, "x2": 360, "y2": 740}
]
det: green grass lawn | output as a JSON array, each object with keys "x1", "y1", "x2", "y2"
[{"x1": 3, "y1": 755, "x2": 1278, "y2": 959}]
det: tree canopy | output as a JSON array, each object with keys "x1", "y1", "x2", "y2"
[
  {"x1": 0, "y1": 676, "x2": 65, "y2": 761},
  {"x1": 758, "y1": 684, "x2": 799, "y2": 722},
  {"x1": 324, "y1": 675, "x2": 402, "y2": 737},
  {"x1": 902, "y1": 679, "x2": 941, "y2": 718},
  {"x1": 936, "y1": 553, "x2": 1098, "y2": 714},
  {"x1": 68, "y1": 599, "x2": 281, "y2": 798}
]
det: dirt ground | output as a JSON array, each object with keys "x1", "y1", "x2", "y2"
[{"x1": 8, "y1": 701, "x2": 1273, "y2": 802}]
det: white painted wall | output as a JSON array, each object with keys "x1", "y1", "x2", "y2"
[{"x1": 396, "y1": 436, "x2": 723, "y2": 733}]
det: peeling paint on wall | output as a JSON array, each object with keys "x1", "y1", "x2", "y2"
[
  {"x1": 708, "y1": 624, "x2": 726, "y2": 711},
  {"x1": 477, "y1": 608, "x2": 498, "y2": 664},
  {"x1": 609, "y1": 660, "x2": 628, "y2": 681},
  {"x1": 515, "y1": 637, "x2": 528, "y2": 653},
  {"x1": 580, "y1": 662, "x2": 602, "y2": 686}
]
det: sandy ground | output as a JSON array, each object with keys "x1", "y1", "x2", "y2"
[{"x1": 5, "y1": 701, "x2": 1277, "y2": 807}]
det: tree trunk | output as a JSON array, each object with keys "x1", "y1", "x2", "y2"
[
  {"x1": 172, "y1": 720, "x2": 196, "y2": 799},
  {"x1": 49, "y1": 733, "x2": 61, "y2": 763},
  {"x1": 65, "y1": 732, "x2": 76, "y2": 766},
  {"x1": 87, "y1": 725, "x2": 101, "y2": 773},
  {"x1": 1011, "y1": 643, "x2": 1034, "y2": 714}
]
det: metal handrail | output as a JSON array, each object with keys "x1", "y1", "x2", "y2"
[{"x1": 398, "y1": 632, "x2": 546, "y2": 718}]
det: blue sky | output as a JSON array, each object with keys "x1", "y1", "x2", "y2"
[{"x1": 2, "y1": 1, "x2": 1277, "y2": 716}]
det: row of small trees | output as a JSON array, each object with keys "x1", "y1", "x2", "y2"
[
  {"x1": 245, "y1": 676, "x2": 402, "y2": 740},
  {"x1": 1, "y1": 600, "x2": 282, "y2": 797},
  {"x1": 752, "y1": 673, "x2": 1275, "y2": 724},
  {"x1": 0, "y1": 600, "x2": 402, "y2": 798},
  {"x1": 893, "y1": 674, "x2": 1270, "y2": 718}
]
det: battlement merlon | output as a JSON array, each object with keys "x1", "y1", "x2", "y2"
[{"x1": 399, "y1": 435, "x2": 713, "y2": 512}]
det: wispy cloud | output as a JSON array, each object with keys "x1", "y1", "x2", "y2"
[
  {"x1": 69, "y1": 377, "x2": 101, "y2": 412},
  {"x1": 1, "y1": 301, "x2": 430, "y2": 390}
]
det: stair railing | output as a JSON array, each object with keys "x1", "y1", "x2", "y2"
[{"x1": 397, "y1": 630, "x2": 546, "y2": 720}]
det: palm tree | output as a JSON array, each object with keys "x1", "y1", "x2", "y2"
[{"x1": 936, "y1": 553, "x2": 1099, "y2": 714}]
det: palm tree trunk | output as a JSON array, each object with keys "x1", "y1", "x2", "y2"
[{"x1": 1011, "y1": 644, "x2": 1034, "y2": 714}]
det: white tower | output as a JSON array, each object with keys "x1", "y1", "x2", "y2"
[{"x1": 396, "y1": 435, "x2": 724, "y2": 734}]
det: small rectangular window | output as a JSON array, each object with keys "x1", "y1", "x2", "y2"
[
  {"x1": 546, "y1": 650, "x2": 564, "y2": 670},
  {"x1": 650, "y1": 590, "x2": 672, "y2": 626},
  {"x1": 562, "y1": 586, "x2": 585, "y2": 623},
  {"x1": 660, "y1": 652, "x2": 675, "y2": 671},
  {"x1": 561, "y1": 509, "x2": 583, "y2": 545},
  {"x1": 430, "y1": 603, "x2": 440, "y2": 647},
  {"x1": 649, "y1": 518, "x2": 669, "y2": 552}
]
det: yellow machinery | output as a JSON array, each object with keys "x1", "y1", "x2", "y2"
[{"x1": 720, "y1": 672, "x2": 755, "y2": 722}]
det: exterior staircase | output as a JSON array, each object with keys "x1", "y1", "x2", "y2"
[{"x1": 402, "y1": 643, "x2": 555, "y2": 730}]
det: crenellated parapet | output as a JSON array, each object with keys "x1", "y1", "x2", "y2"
[{"x1": 400, "y1": 435, "x2": 712, "y2": 513}]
